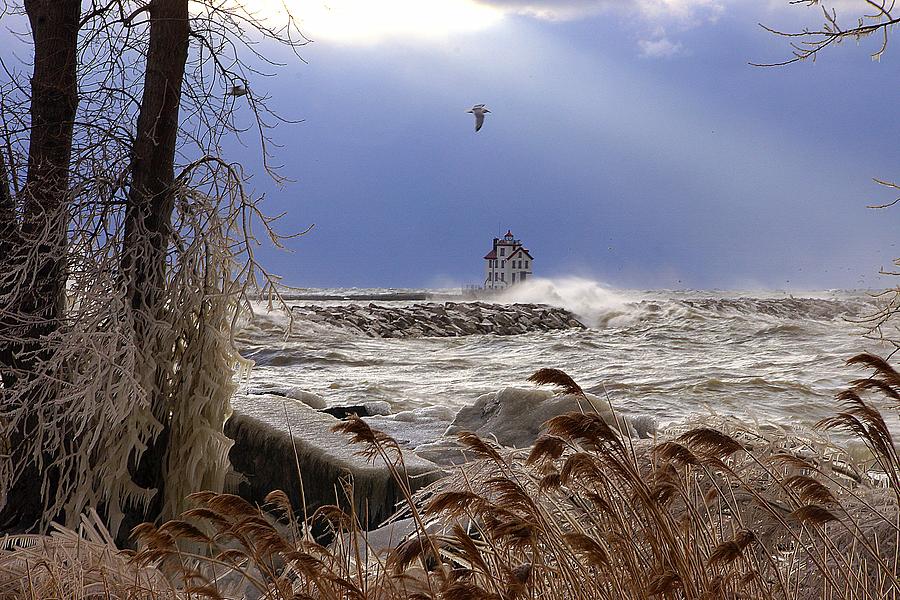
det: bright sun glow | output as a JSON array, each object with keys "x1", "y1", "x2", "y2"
[{"x1": 253, "y1": 0, "x2": 504, "y2": 44}]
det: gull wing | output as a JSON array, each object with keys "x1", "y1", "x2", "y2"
[{"x1": 475, "y1": 111, "x2": 485, "y2": 132}]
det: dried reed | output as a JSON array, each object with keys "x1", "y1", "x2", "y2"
[{"x1": 4, "y1": 354, "x2": 898, "y2": 599}]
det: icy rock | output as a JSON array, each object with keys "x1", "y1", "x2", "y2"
[
  {"x1": 321, "y1": 401, "x2": 392, "y2": 419},
  {"x1": 226, "y1": 394, "x2": 443, "y2": 529},
  {"x1": 364, "y1": 400, "x2": 393, "y2": 416},
  {"x1": 322, "y1": 405, "x2": 373, "y2": 419},
  {"x1": 332, "y1": 517, "x2": 419, "y2": 564},
  {"x1": 415, "y1": 439, "x2": 472, "y2": 466},
  {"x1": 333, "y1": 516, "x2": 472, "y2": 565},
  {"x1": 365, "y1": 405, "x2": 457, "y2": 449},
  {"x1": 445, "y1": 387, "x2": 637, "y2": 449},
  {"x1": 629, "y1": 414, "x2": 659, "y2": 439},
  {"x1": 247, "y1": 386, "x2": 327, "y2": 410},
  {"x1": 362, "y1": 517, "x2": 418, "y2": 554}
]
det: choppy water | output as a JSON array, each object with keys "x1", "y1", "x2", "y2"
[{"x1": 235, "y1": 278, "x2": 896, "y2": 444}]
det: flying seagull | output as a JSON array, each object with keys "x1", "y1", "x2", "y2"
[{"x1": 467, "y1": 104, "x2": 490, "y2": 132}]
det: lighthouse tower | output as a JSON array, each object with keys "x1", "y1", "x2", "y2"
[{"x1": 483, "y1": 230, "x2": 533, "y2": 290}]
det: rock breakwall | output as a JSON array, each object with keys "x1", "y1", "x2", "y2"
[{"x1": 292, "y1": 302, "x2": 586, "y2": 338}]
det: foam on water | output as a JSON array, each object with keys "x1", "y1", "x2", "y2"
[
  {"x1": 495, "y1": 277, "x2": 636, "y2": 327},
  {"x1": 235, "y1": 282, "x2": 891, "y2": 446}
]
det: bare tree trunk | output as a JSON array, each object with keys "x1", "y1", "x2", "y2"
[
  {"x1": 0, "y1": 0, "x2": 81, "y2": 531},
  {"x1": 0, "y1": 143, "x2": 17, "y2": 392},
  {"x1": 0, "y1": 138, "x2": 14, "y2": 272},
  {"x1": 21, "y1": 0, "x2": 80, "y2": 324},
  {"x1": 1, "y1": 0, "x2": 80, "y2": 380},
  {"x1": 0, "y1": 147, "x2": 11, "y2": 230},
  {"x1": 121, "y1": 0, "x2": 190, "y2": 523},
  {"x1": 122, "y1": 0, "x2": 189, "y2": 312}
]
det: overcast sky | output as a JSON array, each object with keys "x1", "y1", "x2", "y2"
[{"x1": 8, "y1": 1, "x2": 900, "y2": 290}]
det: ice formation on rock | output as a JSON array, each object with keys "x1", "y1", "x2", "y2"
[
  {"x1": 445, "y1": 387, "x2": 638, "y2": 449},
  {"x1": 247, "y1": 386, "x2": 327, "y2": 409},
  {"x1": 226, "y1": 394, "x2": 443, "y2": 528}
]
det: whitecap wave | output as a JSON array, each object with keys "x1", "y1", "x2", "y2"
[{"x1": 494, "y1": 277, "x2": 637, "y2": 327}]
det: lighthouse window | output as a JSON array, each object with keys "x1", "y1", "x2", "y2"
[
  {"x1": 501, "y1": 260, "x2": 505, "y2": 267},
  {"x1": 525, "y1": 261, "x2": 529, "y2": 268},
  {"x1": 500, "y1": 248, "x2": 505, "y2": 256},
  {"x1": 501, "y1": 272, "x2": 505, "y2": 281}
]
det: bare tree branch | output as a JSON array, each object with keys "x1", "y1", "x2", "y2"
[{"x1": 754, "y1": 0, "x2": 899, "y2": 66}]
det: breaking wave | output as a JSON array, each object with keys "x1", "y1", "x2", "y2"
[
  {"x1": 495, "y1": 277, "x2": 635, "y2": 327},
  {"x1": 494, "y1": 277, "x2": 872, "y2": 328}
]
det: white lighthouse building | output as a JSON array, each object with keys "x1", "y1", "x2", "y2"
[{"x1": 483, "y1": 230, "x2": 533, "y2": 289}]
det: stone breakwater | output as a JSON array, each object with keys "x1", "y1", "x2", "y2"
[{"x1": 291, "y1": 302, "x2": 586, "y2": 338}]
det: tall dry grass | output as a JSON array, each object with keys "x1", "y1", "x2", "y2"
[{"x1": 2, "y1": 353, "x2": 898, "y2": 599}]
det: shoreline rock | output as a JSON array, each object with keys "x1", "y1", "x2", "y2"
[
  {"x1": 413, "y1": 387, "x2": 648, "y2": 465},
  {"x1": 321, "y1": 401, "x2": 392, "y2": 419},
  {"x1": 226, "y1": 394, "x2": 443, "y2": 530}
]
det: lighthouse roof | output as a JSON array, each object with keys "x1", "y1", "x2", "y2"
[
  {"x1": 509, "y1": 247, "x2": 533, "y2": 259},
  {"x1": 483, "y1": 249, "x2": 497, "y2": 260}
]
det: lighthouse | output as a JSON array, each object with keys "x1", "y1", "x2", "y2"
[{"x1": 483, "y1": 230, "x2": 533, "y2": 290}]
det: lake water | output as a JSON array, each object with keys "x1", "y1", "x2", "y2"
[{"x1": 235, "y1": 278, "x2": 896, "y2": 446}]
